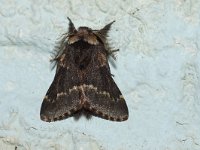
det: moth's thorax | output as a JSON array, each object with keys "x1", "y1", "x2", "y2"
[
  {"x1": 68, "y1": 26, "x2": 99, "y2": 45},
  {"x1": 72, "y1": 40, "x2": 93, "y2": 70}
]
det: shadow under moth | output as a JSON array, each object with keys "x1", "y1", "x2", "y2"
[{"x1": 40, "y1": 18, "x2": 129, "y2": 122}]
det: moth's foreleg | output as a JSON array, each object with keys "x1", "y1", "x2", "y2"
[{"x1": 107, "y1": 49, "x2": 119, "y2": 60}]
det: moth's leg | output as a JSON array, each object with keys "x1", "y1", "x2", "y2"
[{"x1": 107, "y1": 48, "x2": 119, "y2": 60}]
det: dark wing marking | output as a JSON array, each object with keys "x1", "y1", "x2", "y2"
[
  {"x1": 40, "y1": 54, "x2": 82, "y2": 122},
  {"x1": 83, "y1": 45, "x2": 129, "y2": 121}
]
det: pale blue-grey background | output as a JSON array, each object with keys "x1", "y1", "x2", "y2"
[{"x1": 1, "y1": 0, "x2": 200, "y2": 150}]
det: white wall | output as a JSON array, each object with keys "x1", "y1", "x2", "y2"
[{"x1": 1, "y1": 0, "x2": 200, "y2": 150}]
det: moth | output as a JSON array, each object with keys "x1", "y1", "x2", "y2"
[{"x1": 40, "y1": 18, "x2": 129, "y2": 122}]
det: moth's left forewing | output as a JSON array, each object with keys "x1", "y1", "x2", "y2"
[{"x1": 40, "y1": 42, "x2": 83, "y2": 122}]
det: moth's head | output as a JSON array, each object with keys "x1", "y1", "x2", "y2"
[
  {"x1": 77, "y1": 27, "x2": 92, "y2": 35},
  {"x1": 68, "y1": 26, "x2": 99, "y2": 45},
  {"x1": 66, "y1": 18, "x2": 115, "y2": 46}
]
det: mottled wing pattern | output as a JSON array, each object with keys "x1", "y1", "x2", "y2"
[
  {"x1": 83, "y1": 45, "x2": 129, "y2": 121},
  {"x1": 40, "y1": 51, "x2": 82, "y2": 122},
  {"x1": 41, "y1": 18, "x2": 129, "y2": 122}
]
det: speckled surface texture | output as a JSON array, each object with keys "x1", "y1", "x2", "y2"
[{"x1": 1, "y1": 0, "x2": 200, "y2": 150}]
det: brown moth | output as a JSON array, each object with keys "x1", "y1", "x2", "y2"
[{"x1": 40, "y1": 18, "x2": 129, "y2": 122}]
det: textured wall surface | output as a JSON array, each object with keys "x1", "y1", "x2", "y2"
[{"x1": 1, "y1": 0, "x2": 200, "y2": 150}]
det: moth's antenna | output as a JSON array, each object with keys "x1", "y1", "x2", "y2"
[{"x1": 67, "y1": 17, "x2": 76, "y2": 33}]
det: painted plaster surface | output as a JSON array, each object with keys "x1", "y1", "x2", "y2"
[{"x1": 0, "y1": 0, "x2": 200, "y2": 150}]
